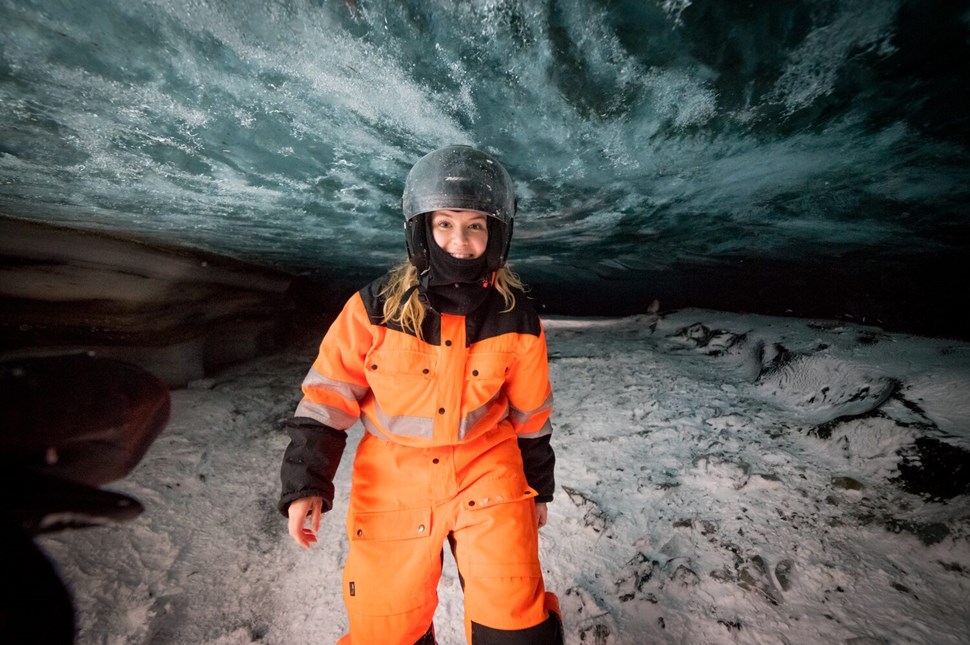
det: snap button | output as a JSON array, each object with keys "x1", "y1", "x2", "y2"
[
  {"x1": 422, "y1": 368, "x2": 429, "y2": 374},
  {"x1": 417, "y1": 524, "x2": 425, "y2": 533},
  {"x1": 468, "y1": 500, "x2": 476, "y2": 507},
  {"x1": 369, "y1": 364, "x2": 378, "y2": 371},
  {"x1": 356, "y1": 529, "x2": 363, "y2": 537},
  {"x1": 445, "y1": 340, "x2": 452, "y2": 346},
  {"x1": 432, "y1": 458, "x2": 439, "y2": 464},
  {"x1": 472, "y1": 369, "x2": 479, "y2": 377},
  {"x1": 438, "y1": 407, "x2": 445, "y2": 414}
]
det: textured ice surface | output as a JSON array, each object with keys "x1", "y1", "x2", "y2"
[{"x1": 0, "y1": 0, "x2": 966, "y2": 281}]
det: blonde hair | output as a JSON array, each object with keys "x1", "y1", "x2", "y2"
[{"x1": 380, "y1": 260, "x2": 525, "y2": 338}]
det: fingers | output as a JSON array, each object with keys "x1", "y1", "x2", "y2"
[
  {"x1": 287, "y1": 497, "x2": 324, "y2": 549},
  {"x1": 299, "y1": 527, "x2": 319, "y2": 547},
  {"x1": 287, "y1": 501, "x2": 310, "y2": 548},
  {"x1": 310, "y1": 497, "x2": 322, "y2": 533},
  {"x1": 535, "y1": 502, "x2": 548, "y2": 530}
]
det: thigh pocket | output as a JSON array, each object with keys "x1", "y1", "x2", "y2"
[
  {"x1": 459, "y1": 489, "x2": 547, "y2": 629},
  {"x1": 462, "y1": 479, "x2": 542, "y2": 580},
  {"x1": 344, "y1": 506, "x2": 436, "y2": 616}
]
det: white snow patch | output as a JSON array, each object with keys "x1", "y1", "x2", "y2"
[{"x1": 36, "y1": 307, "x2": 970, "y2": 644}]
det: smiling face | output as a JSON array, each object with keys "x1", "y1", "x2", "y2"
[{"x1": 429, "y1": 209, "x2": 489, "y2": 260}]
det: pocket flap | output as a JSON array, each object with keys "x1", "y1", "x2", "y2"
[
  {"x1": 365, "y1": 349, "x2": 435, "y2": 377},
  {"x1": 465, "y1": 352, "x2": 513, "y2": 380},
  {"x1": 350, "y1": 506, "x2": 432, "y2": 542},
  {"x1": 465, "y1": 478, "x2": 537, "y2": 511}
]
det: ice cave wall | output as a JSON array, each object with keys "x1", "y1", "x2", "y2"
[{"x1": 0, "y1": 217, "x2": 297, "y2": 387}]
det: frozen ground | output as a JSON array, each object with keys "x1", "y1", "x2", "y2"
[{"x1": 39, "y1": 308, "x2": 970, "y2": 644}]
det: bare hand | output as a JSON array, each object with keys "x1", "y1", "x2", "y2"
[
  {"x1": 287, "y1": 496, "x2": 323, "y2": 548},
  {"x1": 535, "y1": 501, "x2": 548, "y2": 529}
]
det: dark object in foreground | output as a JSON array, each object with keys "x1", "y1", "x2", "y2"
[
  {"x1": 894, "y1": 436, "x2": 970, "y2": 501},
  {"x1": 0, "y1": 354, "x2": 170, "y2": 643}
]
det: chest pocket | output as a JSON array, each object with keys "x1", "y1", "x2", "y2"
[
  {"x1": 465, "y1": 352, "x2": 514, "y2": 405},
  {"x1": 364, "y1": 349, "x2": 436, "y2": 414}
]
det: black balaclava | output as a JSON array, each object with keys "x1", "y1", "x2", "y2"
[{"x1": 420, "y1": 214, "x2": 493, "y2": 315}]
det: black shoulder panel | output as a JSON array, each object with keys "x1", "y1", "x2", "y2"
[
  {"x1": 356, "y1": 274, "x2": 535, "y2": 346},
  {"x1": 358, "y1": 274, "x2": 389, "y2": 325},
  {"x1": 466, "y1": 288, "x2": 541, "y2": 345},
  {"x1": 357, "y1": 273, "x2": 441, "y2": 345}
]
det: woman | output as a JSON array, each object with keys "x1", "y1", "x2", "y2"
[{"x1": 279, "y1": 145, "x2": 562, "y2": 645}]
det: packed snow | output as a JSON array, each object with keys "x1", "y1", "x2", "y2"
[{"x1": 38, "y1": 308, "x2": 970, "y2": 644}]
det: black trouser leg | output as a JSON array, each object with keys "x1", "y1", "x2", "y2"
[
  {"x1": 471, "y1": 612, "x2": 564, "y2": 645},
  {"x1": 411, "y1": 623, "x2": 436, "y2": 645}
]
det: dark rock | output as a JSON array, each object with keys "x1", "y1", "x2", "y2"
[
  {"x1": 893, "y1": 437, "x2": 970, "y2": 500},
  {"x1": 831, "y1": 476, "x2": 865, "y2": 491},
  {"x1": 775, "y1": 559, "x2": 794, "y2": 591},
  {"x1": 884, "y1": 518, "x2": 950, "y2": 546}
]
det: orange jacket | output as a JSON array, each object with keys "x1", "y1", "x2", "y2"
[{"x1": 279, "y1": 274, "x2": 556, "y2": 513}]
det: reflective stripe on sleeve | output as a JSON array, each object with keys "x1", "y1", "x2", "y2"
[
  {"x1": 295, "y1": 368, "x2": 369, "y2": 430},
  {"x1": 516, "y1": 418, "x2": 553, "y2": 440},
  {"x1": 294, "y1": 399, "x2": 360, "y2": 431},
  {"x1": 509, "y1": 392, "x2": 553, "y2": 427},
  {"x1": 303, "y1": 368, "x2": 369, "y2": 402}
]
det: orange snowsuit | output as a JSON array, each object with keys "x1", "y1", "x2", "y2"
[{"x1": 279, "y1": 276, "x2": 561, "y2": 645}]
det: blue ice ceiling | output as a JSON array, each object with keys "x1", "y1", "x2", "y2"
[{"x1": 2, "y1": 0, "x2": 969, "y2": 328}]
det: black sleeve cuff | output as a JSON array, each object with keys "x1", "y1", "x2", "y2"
[
  {"x1": 518, "y1": 434, "x2": 556, "y2": 503},
  {"x1": 278, "y1": 417, "x2": 347, "y2": 516}
]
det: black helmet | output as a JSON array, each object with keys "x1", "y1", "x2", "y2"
[{"x1": 402, "y1": 145, "x2": 516, "y2": 273}]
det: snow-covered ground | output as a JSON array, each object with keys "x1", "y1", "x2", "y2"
[{"x1": 38, "y1": 308, "x2": 970, "y2": 644}]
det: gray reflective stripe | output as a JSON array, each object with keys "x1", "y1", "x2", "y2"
[
  {"x1": 302, "y1": 368, "x2": 369, "y2": 402},
  {"x1": 517, "y1": 418, "x2": 553, "y2": 440},
  {"x1": 294, "y1": 399, "x2": 359, "y2": 431},
  {"x1": 459, "y1": 392, "x2": 507, "y2": 440},
  {"x1": 367, "y1": 400, "x2": 435, "y2": 440},
  {"x1": 363, "y1": 396, "x2": 508, "y2": 442},
  {"x1": 361, "y1": 418, "x2": 386, "y2": 440},
  {"x1": 508, "y1": 392, "x2": 554, "y2": 426}
]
